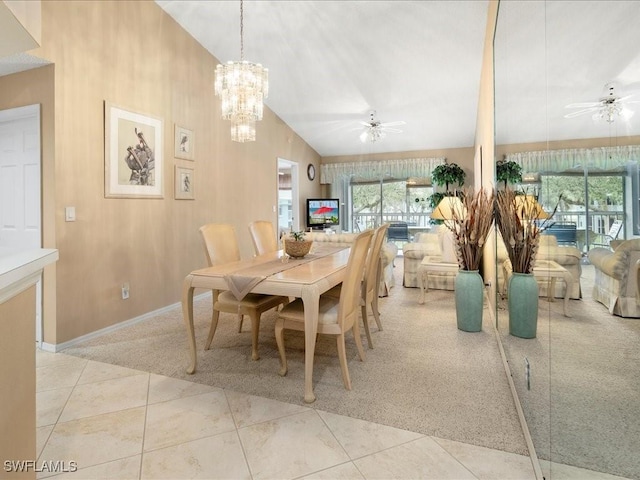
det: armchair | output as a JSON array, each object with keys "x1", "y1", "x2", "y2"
[{"x1": 588, "y1": 238, "x2": 640, "y2": 317}]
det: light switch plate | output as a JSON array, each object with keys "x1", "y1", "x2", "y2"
[{"x1": 65, "y1": 206, "x2": 76, "y2": 222}]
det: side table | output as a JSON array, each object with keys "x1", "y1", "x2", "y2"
[
  {"x1": 418, "y1": 256, "x2": 459, "y2": 304},
  {"x1": 503, "y1": 259, "x2": 573, "y2": 317}
]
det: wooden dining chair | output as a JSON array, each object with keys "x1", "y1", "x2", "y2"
[
  {"x1": 199, "y1": 223, "x2": 288, "y2": 360},
  {"x1": 248, "y1": 220, "x2": 279, "y2": 255},
  {"x1": 324, "y1": 224, "x2": 389, "y2": 349},
  {"x1": 274, "y1": 230, "x2": 373, "y2": 390}
]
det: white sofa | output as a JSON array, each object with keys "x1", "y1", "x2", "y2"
[
  {"x1": 300, "y1": 231, "x2": 398, "y2": 297},
  {"x1": 402, "y1": 231, "x2": 455, "y2": 290},
  {"x1": 588, "y1": 238, "x2": 640, "y2": 318}
]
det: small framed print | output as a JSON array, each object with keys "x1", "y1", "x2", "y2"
[
  {"x1": 174, "y1": 125, "x2": 194, "y2": 160},
  {"x1": 175, "y1": 165, "x2": 194, "y2": 200}
]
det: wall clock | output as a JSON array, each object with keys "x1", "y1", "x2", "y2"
[{"x1": 307, "y1": 163, "x2": 316, "y2": 181}]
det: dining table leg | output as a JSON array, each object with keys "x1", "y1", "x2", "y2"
[
  {"x1": 301, "y1": 288, "x2": 320, "y2": 403},
  {"x1": 182, "y1": 275, "x2": 197, "y2": 374}
]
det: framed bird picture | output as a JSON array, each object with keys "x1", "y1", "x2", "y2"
[
  {"x1": 174, "y1": 124, "x2": 194, "y2": 160},
  {"x1": 175, "y1": 165, "x2": 194, "y2": 200}
]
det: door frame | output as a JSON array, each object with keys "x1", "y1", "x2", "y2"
[{"x1": 0, "y1": 104, "x2": 42, "y2": 345}]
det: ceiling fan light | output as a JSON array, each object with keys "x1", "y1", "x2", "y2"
[{"x1": 621, "y1": 108, "x2": 634, "y2": 120}]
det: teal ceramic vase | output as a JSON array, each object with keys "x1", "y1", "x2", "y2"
[
  {"x1": 508, "y1": 272, "x2": 539, "y2": 338},
  {"x1": 455, "y1": 270, "x2": 483, "y2": 332}
]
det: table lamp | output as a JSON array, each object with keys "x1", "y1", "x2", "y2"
[{"x1": 431, "y1": 196, "x2": 466, "y2": 264}]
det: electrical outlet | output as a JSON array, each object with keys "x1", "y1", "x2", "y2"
[{"x1": 121, "y1": 283, "x2": 130, "y2": 300}]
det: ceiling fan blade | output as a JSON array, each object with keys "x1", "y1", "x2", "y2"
[
  {"x1": 564, "y1": 107, "x2": 599, "y2": 119},
  {"x1": 565, "y1": 102, "x2": 601, "y2": 109},
  {"x1": 380, "y1": 120, "x2": 406, "y2": 127},
  {"x1": 383, "y1": 127, "x2": 403, "y2": 133}
]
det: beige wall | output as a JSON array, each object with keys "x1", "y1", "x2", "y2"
[
  {"x1": 0, "y1": 65, "x2": 57, "y2": 341},
  {"x1": 0, "y1": 285, "x2": 37, "y2": 479},
  {"x1": 6, "y1": 1, "x2": 320, "y2": 344}
]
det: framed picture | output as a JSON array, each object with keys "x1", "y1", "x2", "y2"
[
  {"x1": 174, "y1": 124, "x2": 194, "y2": 160},
  {"x1": 104, "y1": 102, "x2": 164, "y2": 198},
  {"x1": 175, "y1": 165, "x2": 194, "y2": 200}
]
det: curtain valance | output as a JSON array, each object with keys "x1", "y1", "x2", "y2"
[
  {"x1": 505, "y1": 145, "x2": 640, "y2": 174},
  {"x1": 320, "y1": 157, "x2": 446, "y2": 184}
]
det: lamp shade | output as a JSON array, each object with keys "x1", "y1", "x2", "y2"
[
  {"x1": 431, "y1": 196, "x2": 466, "y2": 220},
  {"x1": 514, "y1": 195, "x2": 549, "y2": 219}
]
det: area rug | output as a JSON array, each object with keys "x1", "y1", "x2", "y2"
[{"x1": 63, "y1": 265, "x2": 529, "y2": 457}]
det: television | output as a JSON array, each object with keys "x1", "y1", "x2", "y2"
[{"x1": 306, "y1": 198, "x2": 340, "y2": 230}]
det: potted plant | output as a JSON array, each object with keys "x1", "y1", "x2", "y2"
[
  {"x1": 283, "y1": 230, "x2": 313, "y2": 258},
  {"x1": 496, "y1": 159, "x2": 523, "y2": 189},
  {"x1": 438, "y1": 188, "x2": 495, "y2": 332},
  {"x1": 494, "y1": 188, "x2": 557, "y2": 338},
  {"x1": 431, "y1": 162, "x2": 466, "y2": 192},
  {"x1": 430, "y1": 162, "x2": 466, "y2": 226}
]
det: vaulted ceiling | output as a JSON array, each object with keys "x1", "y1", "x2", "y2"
[{"x1": 156, "y1": 0, "x2": 640, "y2": 156}]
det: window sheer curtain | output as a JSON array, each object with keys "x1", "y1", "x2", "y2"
[
  {"x1": 505, "y1": 145, "x2": 640, "y2": 174},
  {"x1": 320, "y1": 157, "x2": 446, "y2": 184}
]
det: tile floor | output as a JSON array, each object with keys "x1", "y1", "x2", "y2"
[{"x1": 34, "y1": 349, "x2": 628, "y2": 480}]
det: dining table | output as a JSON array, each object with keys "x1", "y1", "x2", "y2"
[{"x1": 181, "y1": 244, "x2": 350, "y2": 403}]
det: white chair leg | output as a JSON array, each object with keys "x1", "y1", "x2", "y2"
[
  {"x1": 336, "y1": 333, "x2": 352, "y2": 390},
  {"x1": 205, "y1": 309, "x2": 220, "y2": 350},
  {"x1": 352, "y1": 320, "x2": 366, "y2": 362},
  {"x1": 275, "y1": 320, "x2": 288, "y2": 376},
  {"x1": 361, "y1": 304, "x2": 373, "y2": 349},
  {"x1": 249, "y1": 311, "x2": 261, "y2": 361}
]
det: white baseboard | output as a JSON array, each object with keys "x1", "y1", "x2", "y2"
[{"x1": 41, "y1": 291, "x2": 211, "y2": 353}]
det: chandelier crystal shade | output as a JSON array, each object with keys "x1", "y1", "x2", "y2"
[{"x1": 214, "y1": 0, "x2": 268, "y2": 142}]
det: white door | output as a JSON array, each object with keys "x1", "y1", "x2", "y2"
[{"x1": 0, "y1": 104, "x2": 42, "y2": 344}]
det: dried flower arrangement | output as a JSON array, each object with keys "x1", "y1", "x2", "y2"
[
  {"x1": 494, "y1": 188, "x2": 557, "y2": 273},
  {"x1": 439, "y1": 188, "x2": 495, "y2": 271}
]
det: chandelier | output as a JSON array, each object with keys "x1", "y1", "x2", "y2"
[
  {"x1": 595, "y1": 84, "x2": 630, "y2": 123},
  {"x1": 214, "y1": 0, "x2": 268, "y2": 142},
  {"x1": 358, "y1": 111, "x2": 405, "y2": 143},
  {"x1": 359, "y1": 124, "x2": 386, "y2": 143}
]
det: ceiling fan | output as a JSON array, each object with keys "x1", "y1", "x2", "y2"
[
  {"x1": 564, "y1": 82, "x2": 640, "y2": 123},
  {"x1": 359, "y1": 111, "x2": 405, "y2": 143}
]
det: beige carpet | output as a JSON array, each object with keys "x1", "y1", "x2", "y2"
[
  {"x1": 499, "y1": 264, "x2": 640, "y2": 479},
  {"x1": 63, "y1": 260, "x2": 529, "y2": 457}
]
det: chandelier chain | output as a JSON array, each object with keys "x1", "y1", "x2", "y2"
[{"x1": 239, "y1": 0, "x2": 244, "y2": 61}]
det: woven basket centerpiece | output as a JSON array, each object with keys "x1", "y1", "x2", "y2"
[{"x1": 284, "y1": 239, "x2": 313, "y2": 258}]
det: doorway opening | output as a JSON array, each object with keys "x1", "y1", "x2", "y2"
[
  {"x1": 277, "y1": 158, "x2": 299, "y2": 237},
  {"x1": 0, "y1": 104, "x2": 42, "y2": 345}
]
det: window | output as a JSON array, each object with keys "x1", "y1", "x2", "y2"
[
  {"x1": 350, "y1": 178, "x2": 433, "y2": 234},
  {"x1": 537, "y1": 173, "x2": 624, "y2": 252}
]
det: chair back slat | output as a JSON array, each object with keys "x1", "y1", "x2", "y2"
[
  {"x1": 364, "y1": 224, "x2": 390, "y2": 298},
  {"x1": 249, "y1": 220, "x2": 279, "y2": 255},
  {"x1": 338, "y1": 230, "x2": 373, "y2": 330},
  {"x1": 199, "y1": 224, "x2": 241, "y2": 266}
]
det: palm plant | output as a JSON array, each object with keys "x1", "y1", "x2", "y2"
[
  {"x1": 495, "y1": 188, "x2": 557, "y2": 273},
  {"x1": 439, "y1": 188, "x2": 494, "y2": 271}
]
